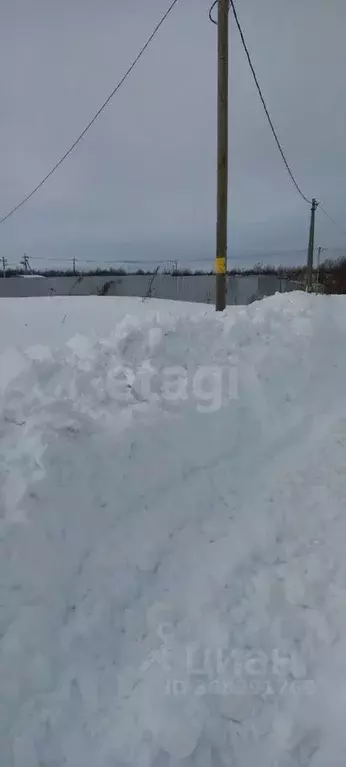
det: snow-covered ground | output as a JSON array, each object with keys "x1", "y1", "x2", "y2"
[{"x1": 1, "y1": 293, "x2": 346, "y2": 766}]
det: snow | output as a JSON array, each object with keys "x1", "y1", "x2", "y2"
[
  {"x1": 19, "y1": 274, "x2": 46, "y2": 279},
  {"x1": 1, "y1": 292, "x2": 346, "y2": 765}
]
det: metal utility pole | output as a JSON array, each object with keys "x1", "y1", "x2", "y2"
[
  {"x1": 306, "y1": 198, "x2": 318, "y2": 292},
  {"x1": 215, "y1": 0, "x2": 229, "y2": 311},
  {"x1": 2, "y1": 256, "x2": 7, "y2": 278}
]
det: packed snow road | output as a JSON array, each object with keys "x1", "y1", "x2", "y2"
[{"x1": 1, "y1": 293, "x2": 346, "y2": 766}]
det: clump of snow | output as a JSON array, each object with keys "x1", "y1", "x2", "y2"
[{"x1": 1, "y1": 293, "x2": 346, "y2": 766}]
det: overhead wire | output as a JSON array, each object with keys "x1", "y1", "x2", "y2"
[
  {"x1": 208, "y1": 0, "x2": 218, "y2": 25},
  {"x1": 25, "y1": 247, "x2": 340, "y2": 266},
  {"x1": 209, "y1": 1, "x2": 346, "y2": 239},
  {"x1": 0, "y1": 0, "x2": 181, "y2": 225},
  {"x1": 319, "y1": 205, "x2": 346, "y2": 236},
  {"x1": 1, "y1": 0, "x2": 344, "y2": 247},
  {"x1": 227, "y1": 0, "x2": 311, "y2": 204}
]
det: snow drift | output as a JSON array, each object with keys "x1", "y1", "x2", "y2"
[{"x1": 1, "y1": 293, "x2": 346, "y2": 766}]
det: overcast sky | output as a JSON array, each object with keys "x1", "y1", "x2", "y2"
[{"x1": 0, "y1": 0, "x2": 345, "y2": 270}]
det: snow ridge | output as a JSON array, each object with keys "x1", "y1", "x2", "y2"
[{"x1": 2, "y1": 293, "x2": 346, "y2": 766}]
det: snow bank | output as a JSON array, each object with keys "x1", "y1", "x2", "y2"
[{"x1": 1, "y1": 293, "x2": 346, "y2": 766}]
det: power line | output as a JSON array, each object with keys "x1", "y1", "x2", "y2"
[
  {"x1": 319, "y1": 205, "x2": 346, "y2": 236},
  {"x1": 227, "y1": 0, "x2": 311, "y2": 206},
  {"x1": 0, "y1": 0, "x2": 181, "y2": 226},
  {"x1": 210, "y1": 1, "x2": 346, "y2": 234},
  {"x1": 25, "y1": 248, "x2": 337, "y2": 266},
  {"x1": 10, "y1": 246, "x2": 346, "y2": 273},
  {"x1": 208, "y1": 0, "x2": 218, "y2": 25}
]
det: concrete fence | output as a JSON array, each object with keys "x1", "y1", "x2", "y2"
[{"x1": 0, "y1": 274, "x2": 301, "y2": 304}]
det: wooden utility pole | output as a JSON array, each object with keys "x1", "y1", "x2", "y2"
[
  {"x1": 316, "y1": 245, "x2": 323, "y2": 288},
  {"x1": 215, "y1": 0, "x2": 229, "y2": 311},
  {"x1": 20, "y1": 253, "x2": 31, "y2": 274},
  {"x1": 306, "y1": 198, "x2": 318, "y2": 292}
]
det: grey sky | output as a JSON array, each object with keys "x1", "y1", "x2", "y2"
[{"x1": 0, "y1": 0, "x2": 345, "y2": 270}]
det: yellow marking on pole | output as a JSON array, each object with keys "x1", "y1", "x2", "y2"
[{"x1": 215, "y1": 257, "x2": 226, "y2": 274}]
